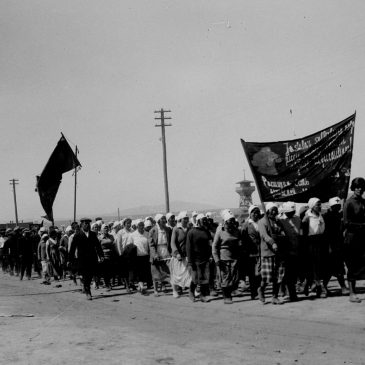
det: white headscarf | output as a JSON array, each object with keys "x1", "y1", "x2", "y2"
[
  {"x1": 154, "y1": 213, "x2": 164, "y2": 222},
  {"x1": 282, "y1": 201, "x2": 296, "y2": 213},
  {"x1": 265, "y1": 202, "x2": 277, "y2": 212},
  {"x1": 308, "y1": 198, "x2": 320, "y2": 210},
  {"x1": 177, "y1": 211, "x2": 188, "y2": 221},
  {"x1": 221, "y1": 209, "x2": 234, "y2": 222},
  {"x1": 248, "y1": 205, "x2": 259, "y2": 216},
  {"x1": 328, "y1": 197, "x2": 341, "y2": 207}
]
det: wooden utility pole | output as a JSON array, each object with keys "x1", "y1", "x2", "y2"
[
  {"x1": 73, "y1": 146, "x2": 78, "y2": 222},
  {"x1": 9, "y1": 179, "x2": 19, "y2": 225},
  {"x1": 154, "y1": 108, "x2": 172, "y2": 213}
]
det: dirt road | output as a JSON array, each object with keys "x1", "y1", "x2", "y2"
[{"x1": 1, "y1": 274, "x2": 364, "y2": 365}]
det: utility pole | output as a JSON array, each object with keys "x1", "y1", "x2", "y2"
[
  {"x1": 154, "y1": 108, "x2": 172, "y2": 213},
  {"x1": 9, "y1": 179, "x2": 19, "y2": 225},
  {"x1": 73, "y1": 146, "x2": 78, "y2": 223}
]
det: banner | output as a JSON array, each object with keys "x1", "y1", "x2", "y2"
[
  {"x1": 36, "y1": 135, "x2": 81, "y2": 222},
  {"x1": 241, "y1": 113, "x2": 355, "y2": 202}
]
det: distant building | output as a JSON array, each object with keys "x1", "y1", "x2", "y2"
[
  {"x1": 0, "y1": 220, "x2": 43, "y2": 231},
  {"x1": 235, "y1": 179, "x2": 255, "y2": 214}
]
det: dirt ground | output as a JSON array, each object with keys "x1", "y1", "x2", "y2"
[{"x1": 1, "y1": 273, "x2": 365, "y2": 365}]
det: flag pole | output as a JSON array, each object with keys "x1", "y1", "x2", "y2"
[
  {"x1": 73, "y1": 145, "x2": 78, "y2": 223},
  {"x1": 241, "y1": 140, "x2": 273, "y2": 235}
]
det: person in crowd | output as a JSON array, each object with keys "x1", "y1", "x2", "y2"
[
  {"x1": 241, "y1": 205, "x2": 261, "y2": 300},
  {"x1": 343, "y1": 177, "x2": 365, "y2": 303},
  {"x1": 91, "y1": 222, "x2": 99, "y2": 234},
  {"x1": 148, "y1": 214, "x2": 172, "y2": 296},
  {"x1": 186, "y1": 214, "x2": 212, "y2": 303},
  {"x1": 69, "y1": 218, "x2": 104, "y2": 300},
  {"x1": 166, "y1": 213, "x2": 177, "y2": 230},
  {"x1": 116, "y1": 218, "x2": 135, "y2": 292},
  {"x1": 207, "y1": 212, "x2": 222, "y2": 297},
  {"x1": 257, "y1": 203, "x2": 286, "y2": 305},
  {"x1": 99, "y1": 223, "x2": 118, "y2": 291},
  {"x1": 111, "y1": 221, "x2": 121, "y2": 240},
  {"x1": 190, "y1": 211, "x2": 198, "y2": 228},
  {"x1": 95, "y1": 218, "x2": 103, "y2": 233},
  {"x1": 322, "y1": 197, "x2": 349, "y2": 296},
  {"x1": 46, "y1": 230, "x2": 62, "y2": 281},
  {"x1": 279, "y1": 202, "x2": 301, "y2": 302},
  {"x1": 18, "y1": 229, "x2": 34, "y2": 280},
  {"x1": 212, "y1": 210, "x2": 242, "y2": 304},
  {"x1": 59, "y1": 226, "x2": 73, "y2": 280},
  {"x1": 302, "y1": 198, "x2": 327, "y2": 298},
  {"x1": 6, "y1": 227, "x2": 21, "y2": 276},
  {"x1": 144, "y1": 219, "x2": 153, "y2": 233},
  {"x1": 67, "y1": 222, "x2": 80, "y2": 285},
  {"x1": 92, "y1": 222, "x2": 103, "y2": 289},
  {"x1": 38, "y1": 227, "x2": 47, "y2": 239},
  {"x1": 169, "y1": 211, "x2": 192, "y2": 298},
  {"x1": 30, "y1": 228, "x2": 42, "y2": 278},
  {"x1": 0, "y1": 229, "x2": 9, "y2": 273},
  {"x1": 38, "y1": 233, "x2": 50, "y2": 284},
  {"x1": 206, "y1": 213, "x2": 218, "y2": 236},
  {"x1": 128, "y1": 219, "x2": 150, "y2": 294},
  {"x1": 296, "y1": 205, "x2": 310, "y2": 295}
]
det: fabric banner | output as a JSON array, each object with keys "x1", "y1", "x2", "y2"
[
  {"x1": 36, "y1": 136, "x2": 81, "y2": 222},
  {"x1": 241, "y1": 113, "x2": 355, "y2": 203}
]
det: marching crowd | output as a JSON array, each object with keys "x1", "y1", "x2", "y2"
[{"x1": 0, "y1": 177, "x2": 365, "y2": 305}]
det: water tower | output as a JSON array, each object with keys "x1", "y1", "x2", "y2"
[{"x1": 235, "y1": 175, "x2": 255, "y2": 213}]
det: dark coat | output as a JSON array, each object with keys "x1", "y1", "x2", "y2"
[
  {"x1": 186, "y1": 227, "x2": 212, "y2": 264},
  {"x1": 69, "y1": 230, "x2": 104, "y2": 272},
  {"x1": 343, "y1": 194, "x2": 365, "y2": 280},
  {"x1": 241, "y1": 220, "x2": 260, "y2": 257},
  {"x1": 18, "y1": 236, "x2": 33, "y2": 259}
]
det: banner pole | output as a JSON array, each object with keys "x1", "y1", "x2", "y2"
[
  {"x1": 73, "y1": 146, "x2": 78, "y2": 223},
  {"x1": 241, "y1": 139, "x2": 273, "y2": 235}
]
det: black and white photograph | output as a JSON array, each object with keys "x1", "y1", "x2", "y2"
[{"x1": 0, "y1": 1, "x2": 365, "y2": 364}]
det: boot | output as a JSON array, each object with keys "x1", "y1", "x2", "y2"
[
  {"x1": 172, "y1": 285, "x2": 180, "y2": 298},
  {"x1": 200, "y1": 293, "x2": 209, "y2": 303},
  {"x1": 189, "y1": 283, "x2": 196, "y2": 302},
  {"x1": 209, "y1": 287, "x2": 218, "y2": 297},
  {"x1": 223, "y1": 288, "x2": 233, "y2": 304},
  {"x1": 85, "y1": 288, "x2": 92, "y2": 300},
  {"x1": 319, "y1": 282, "x2": 327, "y2": 298},
  {"x1": 338, "y1": 275, "x2": 349, "y2": 295},
  {"x1": 153, "y1": 282, "x2": 159, "y2": 297},
  {"x1": 199, "y1": 284, "x2": 209, "y2": 303},
  {"x1": 348, "y1": 280, "x2": 361, "y2": 303},
  {"x1": 272, "y1": 297, "x2": 284, "y2": 305},
  {"x1": 341, "y1": 286, "x2": 350, "y2": 296},
  {"x1": 257, "y1": 286, "x2": 265, "y2": 304},
  {"x1": 288, "y1": 284, "x2": 298, "y2": 302}
]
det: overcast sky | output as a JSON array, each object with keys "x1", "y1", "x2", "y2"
[{"x1": 1, "y1": 1, "x2": 364, "y2": 222}]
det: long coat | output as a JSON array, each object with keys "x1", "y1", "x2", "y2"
[
  {"x1": 69, "y1": 230, "x2": 103, "y2": 273},
  {"x1": 148, "y1": 225, "x2": 172, "y2": 263},
  {"x1": 343, "y1": 194, "x2": 365, "y2": 280}
]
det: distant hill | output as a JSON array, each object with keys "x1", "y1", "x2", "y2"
[
  {"x1": 115, "y1": 200, "x2": 221, "y2": 217},
  {"x1": 54, "y1": 200, "x2": 222, "y2": 226}
]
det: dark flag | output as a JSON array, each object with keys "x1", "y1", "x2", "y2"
[
  {"x1": 36, "y1": 135, "x2": 81, "y2": 222},
  {"x1": 242, "y1": 113, "x2": 356, "y2": 202}
]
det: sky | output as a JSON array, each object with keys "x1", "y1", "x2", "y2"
[{"x1": 1, "y1": 1, "x2": 365, "y2": 222}]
